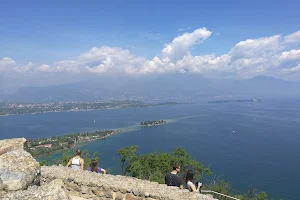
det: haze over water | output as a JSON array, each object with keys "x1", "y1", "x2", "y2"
[{"x1": 1, "y1": 99, "x2": 300, "y2": 200}]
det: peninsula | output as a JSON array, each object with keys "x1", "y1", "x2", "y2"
[
  {"x1": 24, "y1": 118, "x2": 169, "y2": 157},
  {"x1": 140, "y1": 120, "x2": 167, "y2": 126},
  {"x1": 24, "y1": 129, "x2": 121, "y2": 157}
]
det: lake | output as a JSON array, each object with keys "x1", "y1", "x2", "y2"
[{"x1": 1, "y1": 98, "x2": 299, "y2": 199}]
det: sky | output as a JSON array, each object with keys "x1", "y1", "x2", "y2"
[{"x1": 1, "y1": 0, "x2": 300, "y2": 89}]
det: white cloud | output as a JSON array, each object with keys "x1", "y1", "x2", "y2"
[
  {"x1": 230, "y1": 35, "x2": 281, "y2": 59},
  {"x1": 0, "y1": 57, "x2": 16, "y2": 72},
  {"x1": 281, "y1": 64, "x2": 300, "y2": 73},
  {"x1": 162, "y1": 27, "x2": 212, "y2": 62},
  {"x1": 81, "y1": 46, "x2": 146, "y2": 74},
  {"x1": 279, "y1": 49, "x2": 300, "y2": 61},
  {"x1": 14, "y1": 62, "x2": 33, "y2": 73},
  {"x1": 175, "y1": 53, "x2": 231, "y2": 74},
  {"x1": 37, "y1": 64, "x2": 51, "y2": 72},
  {"x1": 282, "y1": 31, "x2": 300, "y2": 44},
  {"x1": 2, "y1": 29, "x2": 300, "y2": 83}
]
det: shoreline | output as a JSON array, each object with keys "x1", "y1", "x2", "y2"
[
  {"x1": 34, "y1": 117, "x2": 187, "y2": 159},
  {"x1": 35, "y1": 129, "x2": 123, "y2": 158},
  {"x1": 0, "y1": 108, "x2": 131, "y2": 117},
  {"x1": 0, "y1": 102, "x2": 184, "y2": 117}
]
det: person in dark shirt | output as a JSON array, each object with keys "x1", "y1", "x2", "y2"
[{"x1": 165, "y1": 163, "x2": 183, "y2": 189}]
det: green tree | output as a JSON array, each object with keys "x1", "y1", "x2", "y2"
[
  {"x1": 255, "y1": 191, "x2": 267, "y2": 200},
  {"x1": 117, "y1": 145, "x2": 138, "y2": 174},
  {"x1": 203, "y1": 179, "x2": 268, "y2": 200},
  {"x1": 118, "y1": 146, "x2": 211, "y2": 183}
]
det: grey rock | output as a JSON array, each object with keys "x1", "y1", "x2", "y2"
[
  {"x1": 0, "y1": 177, "x2": 3, "y2": 190},
  {"x1": 0, "y1": 179, "x2": 70, "y2": 200},
  {"x1": 0, "y1": 138, "x2": 26, "y2": 156},
  {"x1": 144, "y1": 192, "x2": 150, "y2": 197},
  {"x1": 132, "y1": 189, "x2": 140, "y2": 196},
  {"x1": 0, "y1": 138, "x2": 40, "y2": 191},
  {"x1": 80, "y1": 185, "x2": 88, "y2": 194}
]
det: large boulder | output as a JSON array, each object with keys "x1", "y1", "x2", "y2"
[{"x1": 0, "y1": 138, "x2": 40, "y2": 192}]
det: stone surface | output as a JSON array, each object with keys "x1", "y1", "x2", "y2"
[
  {"x1": 0, "y1": 177, "x2": 3, "y2": 190},
  {"x1": 0, "y1": 179, "x2": 70, "y2": 200},
  {"x1": 0, "y1": 138, "x2": 40, "y2": 191},
  {"x1": 69, "y1": 195, "x2": 95, "y2": 200},
  {"x1": 0, "y1": 138, "x2": 26, "y2": 156},
  {"x1": 41, "y1": 166, "x2": 217, "y2": 200}
]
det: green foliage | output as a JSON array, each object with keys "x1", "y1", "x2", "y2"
[
  {"x1": 118, "y1": 146, "x2": 268, "y2": 199},
  {"x1": 203, "y1": 179, "x2": 231, "y2": 199},
  {"x1": 118, "y1": 146, "x2": 211, "y2": 183},
  {"x1": 118, "y1": 145, "x2": 138, "y2": 174},
  {"x1": 203, "y1": 178, "x2": 268, "y2": 200},
  {"x1": 243, "y1": 189, "x2": 268, "y2": 200},
  {"x1": 25, "y1": 129, "x2": 114, "y2": 157},
  {"x1": 255, "y1": 191, "x2": 267, "y2": 200},
  {"x1": 39, "y1": 160, "x2": 50, "y2": 166}
]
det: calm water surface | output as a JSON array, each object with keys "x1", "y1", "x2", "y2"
[{"x1": 1, "y1": 99, "x2": 299, "y2": 200}]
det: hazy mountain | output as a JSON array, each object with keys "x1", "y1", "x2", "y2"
[
  {"x1": 5, "y1": 75, "x2": 300, "y2": 102},
  {"x1": 222, "y1": 76, "x2": 300, "y2": 96}
]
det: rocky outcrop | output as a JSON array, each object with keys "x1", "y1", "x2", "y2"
[
  {"x1": 41, "y1": 166, "x2": 216, "y2": 200},
  {"x1": 0, "y1": 138, "x2": 217, "y2": 200},
  {"x1": 0, "y1": 138, "x2": 40, "y2": 192},
  {"x1": 1, "y1": 179, "x2": 70, "y2": 200}
]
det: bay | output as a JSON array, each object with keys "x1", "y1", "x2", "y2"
[{"x1": 1, "y1": 99, "x2": 300, "y2": 199}]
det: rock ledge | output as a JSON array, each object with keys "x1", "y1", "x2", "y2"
[{"x1": 41, "y1": 166, "x2": 216, "y2": 200}]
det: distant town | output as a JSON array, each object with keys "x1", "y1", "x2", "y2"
[{"x1": 0, "y1": 101, "x2": 180, "y2": 116}]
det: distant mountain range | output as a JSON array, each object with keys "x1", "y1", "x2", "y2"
[{"x1": 3, "y1": 75, "x2": 300, "y2": 102}]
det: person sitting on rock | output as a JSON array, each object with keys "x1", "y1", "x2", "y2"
[
  {"x1": 164, "y1": 163, "x2": 183, "y2": 189},
  {"x1": 185, "y1": 169, "x2": 202, "y2": 192},
  {"x1": 66, "y1": 149, "x2": 84, "y2": 170},
  {"x1": 87, "y1": 159, "x2": 106, "y2": 174}
]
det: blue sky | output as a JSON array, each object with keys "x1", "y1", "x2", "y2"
[
  {"x1": 1, "y1": 0, "x2": 299, "y2": 62},
  {"x1": 1, "y1": 0, "x2": 300, "y2": 87}
]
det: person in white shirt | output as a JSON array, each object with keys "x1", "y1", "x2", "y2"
[{"x1": 66, "y1": 149, "x2": 84, "y2": 170}]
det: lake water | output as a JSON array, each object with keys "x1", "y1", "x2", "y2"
[{"x1": 1, "y1": 99, "x2": 300, "y2": 199}]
